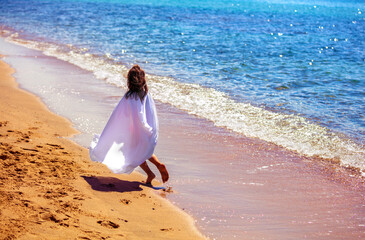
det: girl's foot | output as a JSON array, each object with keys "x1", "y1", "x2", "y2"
[
  {"x1": 140, "y1": 161, "x2": 155, "y2": 184},
  {"x1": 146, "y1": 172, "x2": 156, "y2": 185},
  {"x1": 157, "y1": 163, "x2": 169, "y2": 183},
  {"x1": 148, "y1": 155, "x2": 170, "y2": 183}
]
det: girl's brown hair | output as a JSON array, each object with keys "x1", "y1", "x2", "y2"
[{"x1": 125, "y1": 65, "x2": 148, "y2": 101}]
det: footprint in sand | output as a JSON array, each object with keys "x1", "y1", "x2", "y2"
[
  {"x1": 120, "y1": 199, "x2": 131, "y2": 205},
  {"x1": 40, "y1": 212, "x2": 70, "y2": 227},
  {"x1": 160, "y1": 228, "x2": 174, "y2": 232},
  {"x1": 21, "y1": 147, "x2": 39, "y2": 152},
  {"x1": 40, "y1": 212, "x2": 61, "y2": 223},
  {"x1": 117, "y1": 218, "x2": 128, "y2": 223},
  {"x1": 9, "y1": 150, "x2": 21, "y2": 155},
  {"x1": 46, "y1": 143, "x2": 64, "y2": 149},
  {"x1": 162, "y1": 186, "x2": 174, "y2": 193},
  {"x1": 46, "y1": 143, "x2": 60, "y2": 147},
  {"x1": 0, "y1": 121, "x2": 9, "y2": 127},
  {"x1": 73, "y1": 196, "x2": 85, "y2": 201},
  {"x1": 97, "y1": 220, "x2": 120, "y2": 229}
]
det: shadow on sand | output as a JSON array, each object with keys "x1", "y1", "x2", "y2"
[
  {"x1": 82, "y1": 175, "x2": 167, "y2": 194},
  {"x1": 82, "y1": 175, "x2": 147, "y2": 193}
]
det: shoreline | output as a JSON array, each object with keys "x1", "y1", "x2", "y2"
[
  {"x1": 1, "y1": 38, "x2": 364, "y2": 239},
  {"x1": 0, "y1": 57, "x2": 205, "y2": 239}
]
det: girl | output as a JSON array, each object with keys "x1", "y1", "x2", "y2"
[{"x1": 89, "y1": 65, "x2": 169, "y2": 184}]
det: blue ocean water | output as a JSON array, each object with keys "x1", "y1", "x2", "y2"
[{"x1": 0, "y1": 0, "x2": 364, "y2": 170}]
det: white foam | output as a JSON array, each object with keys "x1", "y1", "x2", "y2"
[{"x1": 4, "y1": 34, "x2": 365, "y2": 174}]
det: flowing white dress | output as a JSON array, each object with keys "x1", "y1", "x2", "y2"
[{"x1": 89, "y1": 93, "x2": 158, "y2": 174}]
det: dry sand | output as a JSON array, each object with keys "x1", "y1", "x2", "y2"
[{"x1": 0, "y1": 57, "x2": 205, "y2": 239}]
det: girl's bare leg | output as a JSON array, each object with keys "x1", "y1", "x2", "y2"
[
  {"x1": 139, "y1": 161, "x2": 155, "y2": 184},
  {"x1": 148, "y1": 154, "x2": 169, "y2": 183}
]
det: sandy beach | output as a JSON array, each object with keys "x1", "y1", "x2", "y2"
[
  {"x1": 1, "y1": 0, "x2": 365, "y2": 239},
  {"x1": 0, "y1": 57, "x2": 205, "y2": 239}
]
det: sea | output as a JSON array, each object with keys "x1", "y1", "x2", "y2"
[{"x1": 0, "y1": 0, "x2": 364, "y2": 239}]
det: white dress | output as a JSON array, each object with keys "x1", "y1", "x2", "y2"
[{"x1": 89, "y1": 92, "x2": 158, "y2": 174}]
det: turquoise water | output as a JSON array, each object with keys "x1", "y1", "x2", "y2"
[{"x1": 0, "y1": 1, "x2": 364, "y2": 170}]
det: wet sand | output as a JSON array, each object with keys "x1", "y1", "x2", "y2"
[
  {"x1": 0, "y1": 58, "x2": 205, "y2": 239},
  {"x1": 156, "y1": 102, "x2": 365, "y2": 239}
]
